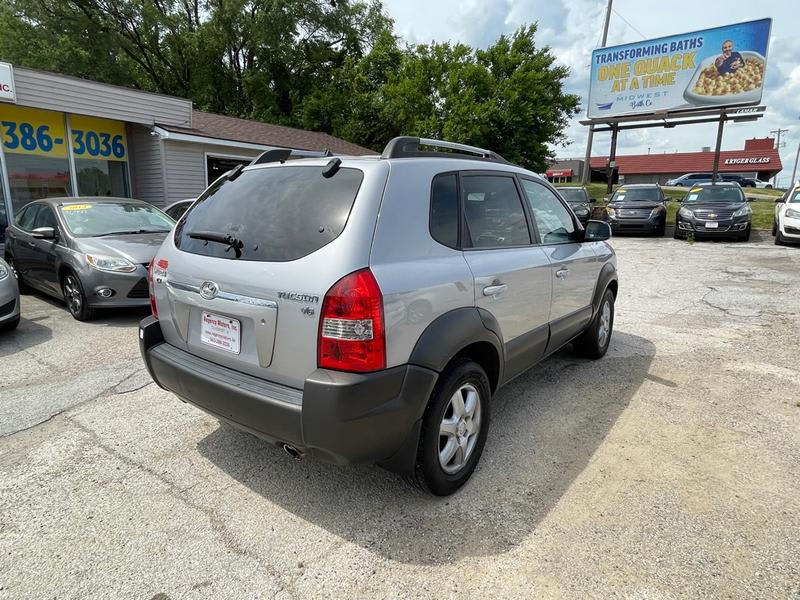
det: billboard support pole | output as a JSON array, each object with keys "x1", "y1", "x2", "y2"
[
  {"x1": 581, "y1": 0, "x2": 613, "y2": 184},
  {"x1": 606, "y1": 123, "x2": 618, "y2": 195},
  {"x1": 711, "y1": 112, "x2": 725, "y2": 184}
]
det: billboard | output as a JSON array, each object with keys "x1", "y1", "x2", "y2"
[{"x1": 587, "y1": 19, "x2": 771, "y2": 119}]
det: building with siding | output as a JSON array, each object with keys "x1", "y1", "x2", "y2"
[{"x1": 0, "y1": 62, "x2": 374, "y2": 227}]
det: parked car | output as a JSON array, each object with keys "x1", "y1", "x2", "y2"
[
  {"x1": 0, "y1": 257, "x2": 20, "y2": 331},
  {"x1": 674, "y1": 183, "x2": 752, "y2": 241},
  {"x1": 720, "y1": 174, "x2": 756, "y2": 187},
  {"x1": 163, "y1": 199, "x2": 195, "y2": 221},
  {"x1": 556, "y1": 186, "x2": 594, "y2": 226},
  {"x1": 666, "y1": 173, "x2": 714, "y2": 187},
  {"x1": 606, "y1": 184, "x2": 668, "y2": 236},
  {"x1": 139, "y1": 137, "x2": 618, "y2": 496},
  {"x1": 753, "y1": 179, "x2": 774, "y2": 189},
  {"x1": 4, "y1": 198, "x2": 175, "y2": 321},
  {"x1": 773, "y1": 184, "x2": 800, "y2": 245}
]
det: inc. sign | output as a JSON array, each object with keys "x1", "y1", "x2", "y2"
[
  {"x1": 0, "y1": 62, "x2": 15, "y2": 103},
  {"x1": 587, "y1": 19, "x2": 771, "y2": 119}
]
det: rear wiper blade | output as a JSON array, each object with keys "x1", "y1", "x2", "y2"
[{"x1": 188, "y1": 230, "x2": 245, "y2": 258}]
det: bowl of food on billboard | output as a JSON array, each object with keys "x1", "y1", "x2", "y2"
[{"x1": 683, "y1": 50, "x2": 766, "y2": 106}]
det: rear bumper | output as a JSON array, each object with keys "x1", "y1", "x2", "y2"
[{"x1": 139, "y1": 316, "x2": 438, "y2": 472}]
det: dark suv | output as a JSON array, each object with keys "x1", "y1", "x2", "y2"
[
  {"x1": 555, "y1": 187, "x2": 594, "y2": 226},
  {"x1": 674, "y1": 183, "x2": 752, "y2": 241},
  {"x1": 606, "y1": 184, "x2": 667, "y2": 236}
]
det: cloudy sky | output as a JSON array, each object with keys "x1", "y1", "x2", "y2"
[{"x1": 381, "y1": 0, "x2": 798, "y2": 185}]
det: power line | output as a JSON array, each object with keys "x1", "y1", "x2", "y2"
[{"x1": 611, "y1": 8, "x2": 647, "y2": 40}]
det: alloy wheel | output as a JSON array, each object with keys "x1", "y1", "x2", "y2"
[
  {"x1": 598, "y1": 299, "x2": 612, "y2": 348},
  {"x1": 63, "y1": 275, "x2": 83, "y2": 315},
  {"x1": 438, "y1": 383, "x2": 482, "y2": 474}
]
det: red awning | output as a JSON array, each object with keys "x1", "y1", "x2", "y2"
[{"x1": 546, "y1": 169, "x2": 573, "y2": 177}]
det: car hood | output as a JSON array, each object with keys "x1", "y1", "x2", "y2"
[
  {"x1": 682, "y1": 201, "x2": 747, "y2": 212},
  {"x1": 77, "y1": 232, "x2": 169, "y2": 264},
  {"x1": 608, "y1": 201, "x2": 663, "y2": 209}
]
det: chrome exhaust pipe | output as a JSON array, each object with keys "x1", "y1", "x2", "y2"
[{"x1": 282, "y1": 443, "x2": 303, "y2": 460}]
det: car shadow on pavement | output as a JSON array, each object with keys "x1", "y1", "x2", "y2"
[
  {"x1": 197, "y1": 331, "x2": 655, "y2": 565},
  {"x1": 21, "y1": 290, "x2": 149, "y2": 327},
  {"x1": 0, "y1": 316, "x2": 52, "y2": 358}
]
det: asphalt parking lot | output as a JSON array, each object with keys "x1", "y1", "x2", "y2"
[{"x1": 1, "y1": 236, "x2": 799, "y2": 599}]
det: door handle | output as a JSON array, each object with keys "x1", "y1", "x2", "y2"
[
  {"x1": 483, "y1": 284, "x2": 508, "y2": 296},
  {"x1": 555, "y1": 268, "x2": 569, "y2": 279},
  {"x1": 27, "y1": 241, "x2": 36, "y2": 248}
]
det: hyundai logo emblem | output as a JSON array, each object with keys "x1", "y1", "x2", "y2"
[{"x1": 200, "y1": 281, "x2": 219, "y2": 300}]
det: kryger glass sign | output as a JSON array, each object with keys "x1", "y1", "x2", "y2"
[{"x1": 587, "y1": 18, "x2": 771, "y2": 119}]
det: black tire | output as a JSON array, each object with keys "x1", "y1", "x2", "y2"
[
  {"x1": 654, "y1": 219, "x2": 666, "y2": 237},
  {"x1": 775, "y1": 228, "x2": 786, "y2": 246},
  {"x1": 409, "y1": 358, "x2": 491, "y2": 496},
  {"x1": 772, "y1": 220, "x2": 778, "y2": 236},
  {"x1": 673, "y1": 226, "x2": 683, "y2": 240},
  {"x1": 0, "y1": 316, "x2": 19, "y2": 331},
  {"x1": 6, "y1": 255, "x2": 30, "y2": 294},
  {"x1": 573, "y1": 288, "x2": 615, "y2": 359},
  {"x1": 739, "y1": 225, "x2": 751, "y2": 242},
  {"x1": 61, "y1": 271, "x2": 96, "y2": 321}
]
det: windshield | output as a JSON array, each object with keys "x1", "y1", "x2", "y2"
[
  {"x1": 684, "y1": 186, "x2": 745, "y2": 203},
  {"x1": 59, "y1": 203, "x2": 175, "y2": 237},
  {"x1": 611, "y1": 188, "x2": 661, "y2": 202},
  {"x1": 175, "y1": 165, "x2": 364, "y2": 262},
  {"x1": 558, "y1": 188, "x2": 588, "y2": 203}
]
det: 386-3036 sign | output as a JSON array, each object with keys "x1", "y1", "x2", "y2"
[{"x1": 0, "y1": 106, "x2": 127, "y2": 161}]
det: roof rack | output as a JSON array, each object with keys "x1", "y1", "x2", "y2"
[
  {"x1": 381, "y1": 136, "x2": 509, "y2": 164},
  {"x1": 251, "y1": 148, "x2": 329, "y2": 165}
]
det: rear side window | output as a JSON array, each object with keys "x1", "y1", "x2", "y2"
[
  {"x1": 430, "y1": 173, "x2": 459, "y2": 248},
  {"x1": 175, "y1": 166, "x2": 364, "y2": 262},
  {"x1": 462, "y1": 175, "x2": 530, "y2": 248}
]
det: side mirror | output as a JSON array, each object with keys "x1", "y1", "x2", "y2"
[
  {"x1": 589, "y1": 198, "x2": 597, "y2": 203},
  {"x1": 775, "y1": 197, "x2": 786, "y2": 203},
  {"x1": 584, "y1": 220, "x2": 612, "y2": 242},
  {"x1": 746, "y1": 197, "x2": 753, "y2": 202},
  {"x1": 31, "y1": 226, "x2": 56, "y2": 240}
]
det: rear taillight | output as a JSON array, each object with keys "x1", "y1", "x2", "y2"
[
  {"x1": 318, "y1": 268, "x2": 385, "y2": 373},
  {"x1": 147, "y1": 260, "x2": 158, "y2": 318}
]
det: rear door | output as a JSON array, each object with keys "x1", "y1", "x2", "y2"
[
  {"x1": 459, "y1": 173, "x2": 552, "y2": 380},
  {"x1": 518, "y1": 177, "x2": 598, "y2": 353}
]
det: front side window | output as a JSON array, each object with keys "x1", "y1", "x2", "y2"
[
  {"x1": 462, "y1": 175, "x2": 530, "y2": 248},
  {"x1": 33, "y1": 205, "x2": 58, "y2": 230},
  {"x1": 788, "y1": 190, "x2": 800, "y2": 204},
  {"x1": 520, "y1": 179, "x2": 577, "y2": 244},
  {"x1": 175, "y1": 166, "x2": 364, "y2": 262},
  {"x1": 430, "y1": 173, "x2": 459, "y2": 248},
  {"x1": 16, "y1": 204, "x2": 40, "y2": 231},
  {"x1": 59, "y1": 203, "x2": 174, "y2": 237}
]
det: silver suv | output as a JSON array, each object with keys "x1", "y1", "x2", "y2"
[{"x1": 139, "y1": 138, "x2": 618, "y2": 495}]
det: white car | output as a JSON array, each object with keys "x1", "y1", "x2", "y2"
[
  {"x1": 753, "y1": 179, "x2": 774, "y2": 189},
  {"x1": 773, "y1": 185, "x2": 800, "y2": 245}
]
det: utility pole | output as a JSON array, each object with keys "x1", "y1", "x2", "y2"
[
  {"x1": 792, "y1": 138, "x2": 800, "y2": 187},
  {"x1": 771, "y1": 127, "x2": 788, "y2": 187},
  {"x1": 581, "y1": 0, "x2": 613, "y2": 185}
]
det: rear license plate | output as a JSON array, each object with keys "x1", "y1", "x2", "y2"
[
  {"x1": 201, "y1": 311, "x2": 241, "y2": 354},
  {"x1": 705, "y1": 221, "x2": 719, "y2": 229}
]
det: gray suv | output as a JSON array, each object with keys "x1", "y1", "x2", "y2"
[{"x1": 139, "y1": 138, "x2": 618, "y2": 495}]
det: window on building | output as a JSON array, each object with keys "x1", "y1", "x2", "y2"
[
  {"x1": 75, "y1": 158, "x2": 129, "y2": 197},
  {"x1": 4, "y1": 154, "x2": 73, "y2": 216},
  {"x1": 207, "y1": 155, "x2": 252, "y2": 185},
  {"x1": 69, "y1": 114, "x2": 130, "y2": 198}
]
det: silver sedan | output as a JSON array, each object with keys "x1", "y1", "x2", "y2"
[{"x1": 0, "y1": 257, "x2": 20, "y2": 331}]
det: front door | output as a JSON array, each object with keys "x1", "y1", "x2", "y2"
[
  {"x1": 28, "y1": 205, "x2": 61, "y2": 294},
  {"x1": 519, "y1": 178, "x2": 599, "y2": 353},
  {"x1": 459, "y1": 173, "x2": 552, "y2": 381}
]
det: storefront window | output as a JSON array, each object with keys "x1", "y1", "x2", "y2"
[
  {"x1": 69, "y1": 114, "x2": 130, "y2": 197},
  {"x1": 75, "y1": 158, "x2": 129, "y2": 197},
  {"x1": 4, "y1": 153, "x2": 72, "y2": 215}
]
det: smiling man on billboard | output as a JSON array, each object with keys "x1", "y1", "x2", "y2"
[{"x1": 715, "y1": 40, "x2": 744, "y2": 75}]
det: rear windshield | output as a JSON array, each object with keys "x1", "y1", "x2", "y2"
[
  {"x1": 175, "y1": 165, "x2": 364, "y2": 262},
  {"x1": 558, "y1": 188, "x2": 587, "y2": 203},
  {"x1": 611, "y1": 188, "x2": 661, "y2": 202},
  {"x1": 684, "y1": 186, "x2": 745, "y2": 203},
  {"x1": 59, "y1": 203, "x2": 174, "y2": 237}
]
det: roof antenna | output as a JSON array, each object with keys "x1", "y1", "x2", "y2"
[
  {"x1": 322, "y1": 157, "x2": 342, "y2": 179},
  {"x1": 323, "y1": 148, "x2": 334, "y2": 157}
]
